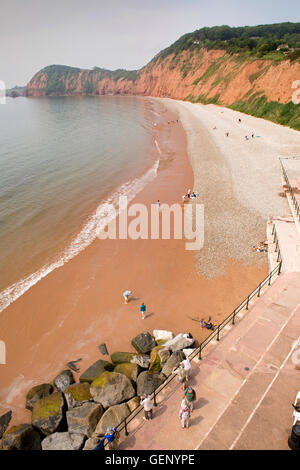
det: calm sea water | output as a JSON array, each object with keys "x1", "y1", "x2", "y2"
[{"x1": 0, "y1": 95, "x2": 159, "y2": 311}]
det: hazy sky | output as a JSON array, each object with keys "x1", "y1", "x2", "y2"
[{"x1": 1, "y1": 0, "x2": 300, "y2": 88}]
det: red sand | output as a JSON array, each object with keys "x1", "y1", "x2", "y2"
[{"x1": 0, "y1": 103, "x2": 267, "y2": 425}]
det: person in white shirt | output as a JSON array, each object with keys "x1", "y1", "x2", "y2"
[
  {"x1": 140, "y1": 395, "x2": 153, "y2": 421},
  {"x1": 181, "y1": 357, "x2": 191, "y2": 380},
  {"x1": 123, "y1": 290, "x2": 132, "y2": 304}
]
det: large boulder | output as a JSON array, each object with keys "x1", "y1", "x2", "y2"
[
  {"x1": 93, "y1": 403, "x2": 130, "y2": 436},
  {"x1": 111, "y1": 352, "x2": 135, "y2": 365},
  {"x1": 66, "y1": 402, "x2": 103, "y2": 437},
  {"x1": 114, "y1": 363, "x2": 140, "y2": 382},
  {"x1": 164, "y1": 333, "x2": 195, "y2": 352},
  {"x1": 158, "y1": 348, "x2": 170, "y2": 365},
  {"x1": 53, "y1": 370, "x2": 75, "y2": 392},
  {"x1": 161, "y1": 351, "x2": 186, "y2": 377},
  {"x1": 131, "y1": 332, "x2": 156, "y2": 354},
  {"x1": 32, "y1": 392, "x2": 66, "y2": 436},
  {"x1": 64, "y1": 382, "x2": 92, "y2": 409},
  {"x1": 130, "y1": 354, "x2": 151, "y2": 369},
  {"x1": 136, "y1": 371, "x2": 165, "y2": 396},
  {"x1": 79, "y1": 360, "x2": 114, "y2": 384},
  {"x1": 0, "y1": 410, "x2": 12, "y2": 439},
  {"x1": 126, "y1": 396, "x2": 140, "y2": 413},
  {"x1": 90, "y1": 371, "x2": 135, "y2": 408},
  {"x1": 183, "y1": 348, "x2": 196, "y2": 359},
  {"x1": 153, "y1": 330, "x2": 174, "y2": 342},
  {"x1": 41, "y1": 432, "x2": 86, "y2": 450},
  {"x1": 149, "y1": 346, "x2": 164, "y2": 373},
  {"x1": 1, "y1": 424, "x2": 41, "y2": 450},
  {"x1": 83, "y1": 436, "x2": 103, "y2": 450},
  {"x1": 26, "y1": 384, "x2": 54, "y2": 411}
]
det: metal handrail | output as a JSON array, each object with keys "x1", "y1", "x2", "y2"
[
  {"x1": 105, "y1": 236, "x2": 282, "y2": 446},
  {"x1": 280, "y1": 159, "x2": 300, "y2": 223}
]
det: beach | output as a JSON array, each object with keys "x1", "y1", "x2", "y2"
[{"x1": 3, "y1": 97, "x2": 298, "y2": 426}]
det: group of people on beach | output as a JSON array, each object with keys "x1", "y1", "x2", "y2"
[
  {"x1": 182, "y1": 189, "x2": 199, "y2": 202},
  {"x1": 123, "y1": 290, "x2": 147, "y2": 319},
  {"x1": 214, "y1": 116, "x2": 255, "y2": 141}
]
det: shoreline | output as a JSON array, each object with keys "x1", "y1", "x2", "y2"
[{"x1": 0, "y1": 99, "x2": 270, "y2": 427}]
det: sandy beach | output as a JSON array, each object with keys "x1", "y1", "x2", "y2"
[{"x1": 3, "y1": 98, "x2": 299, "y2": 426}]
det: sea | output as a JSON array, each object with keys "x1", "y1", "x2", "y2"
[{"x1": 0, "y1": 95, "x2": 160, "y2": 312}]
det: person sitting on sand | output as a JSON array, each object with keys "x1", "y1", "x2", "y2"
[{"x1": 205, "y1": 321, "x2": 215, "y2": 331}]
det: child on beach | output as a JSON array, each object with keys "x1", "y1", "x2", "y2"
[{"x1": 140, "y1": 302, "x2": 146, "y2": 320}]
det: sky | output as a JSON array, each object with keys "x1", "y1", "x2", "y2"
[{"x1": 1, "y1": 0, "x2": 300, "y2": 88}]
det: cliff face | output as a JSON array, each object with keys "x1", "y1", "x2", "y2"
[{"x1": 26, "y1": 49, "x2": 300, "y2": 129}]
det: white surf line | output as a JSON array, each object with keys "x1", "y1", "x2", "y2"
[
  {"x1": 194, "y1": 297, "x2": 299, "y2": 450},
  {"x1": 229, "y1": 331, "x2": 299, "y2": 450},
  {"x1": 154, "y1": 139, "x2": 162, "y2": 155}
]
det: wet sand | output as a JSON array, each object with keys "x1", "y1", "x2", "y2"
[{"x1": 0, "y1": 100, "x2": 267, "y2": 425}]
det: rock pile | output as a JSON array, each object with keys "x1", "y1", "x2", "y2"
[{"x1": 1, "y1": 330, "x2": 195, "y2": 450}]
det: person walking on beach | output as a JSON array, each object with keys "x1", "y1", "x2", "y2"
[
  {"x1": 157, "y1": 200, "x2": 160, "y2": 209},
  {"x1": 103, "y1": 426, "x2": 119, "y2": 450},
  {"x1": 141, "y1": 395, "x2": 153, "y2": 421},
  {"x1": 184, "y1": 386, "x2": 196, "y2": 412},
  {"x1": 179, "y1": 405, "x2": 191, "y2": 429},
  {"x1": 181, "y1": 357, "x2": 191, "y2": 381},
  {"x1": 123, "y1": 290, "x2": 132, "y2": 304},
  {"x1": 140, "y1": 302, "x2": 146, "y2": 320}
]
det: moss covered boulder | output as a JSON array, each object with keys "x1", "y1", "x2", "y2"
[
  {"x1": 79, "y1": 360, "x2": 114, "y2": 384},
  {"x1": 1, "y1": 424, "x2": 41, "y2": 450},
  {"x1": 42, "y1": 432, "x2": 86, "y2": 450},
  {"x1": 90, "y1": 371, "x2": 135, "y2": 408},
  {"x1": 26, "y1": 383, "x2": 54, "y2": 411},
  {"x1": 0, "y1": 410, "x2": 12, "y2": 439},
  {"x1": 93, "y1": 403, "x2": 130, "y2": 436},
  {"x1": 53, "y1": 370, "x2": 75, "y2": 392},
  {"x1": 149, "y1": 346, "x2": 164, "y2": 373},
  {"x1": 111, "y1": 352, "x2": 135, "y2": 365},
  {"x1": 136, "y1": 371, "x2": 165, "y2": 396},
  {"x1": 32, "y1": 392, "x2": 66, "y2": 435},
  {"x1": 114, "y1": 363, "x2": 140, "y2": 382},
  {"x1": 131, "y1": 331, "x2": 156, "y2": 354},
  {"x1": 66, "y1": 402, "x2": 103, "y2": 437},
  {"x1": 64, "y1": 382, "x2": 92, "y2": 409}
]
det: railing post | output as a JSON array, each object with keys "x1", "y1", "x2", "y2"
[
  {"x1": 246, "y1": 296, "x2": 250, "y2": 310},
  {"x1": 217, "y1": 325, "x2": 220, "y2": 341},
  {"x1": 124, "y1": 418, "x2": 128, "y2": 436},
  {"x1": 198, "y1": 343, "x2": 202, "y2": 360},
  {"x1": 268, "y1": 273, "x2": 272, "y2": 285},
  {"x1": 257, "y1": 283, "x2": 261, "y2": 297},
  {"x1": 153, "y1": 388, "x2": 157, "y2": 407},
  {"x1": 278, "y1": 261, "x2": 282, "y2": 275},
  {"x1": 232, "y1": 309, "x2": 236, "y2": 325}
]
